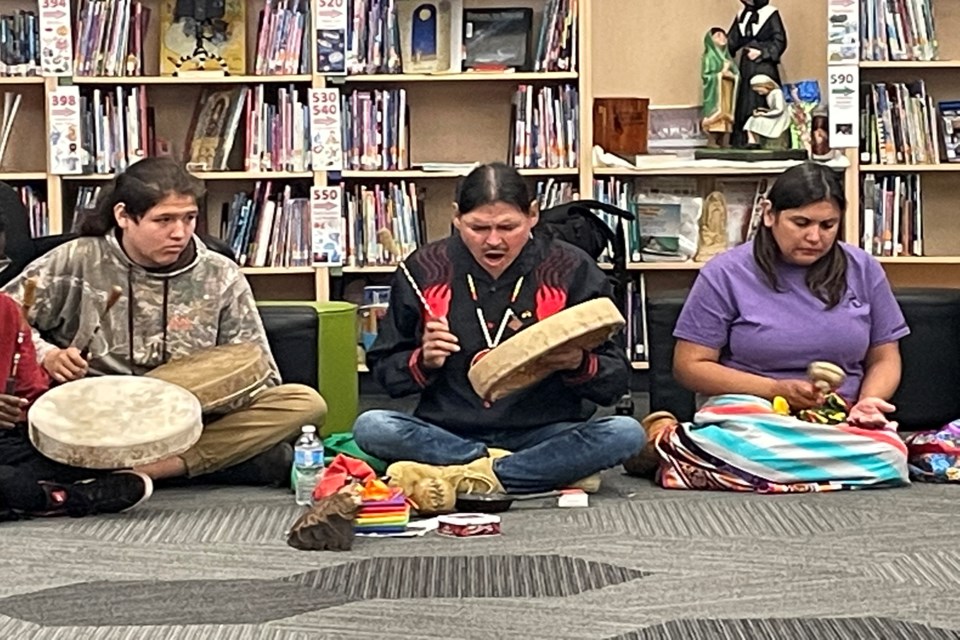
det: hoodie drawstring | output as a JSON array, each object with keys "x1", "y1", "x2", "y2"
[{"x1": 126, "y1": 267, "x2": 170, "y2": 372}]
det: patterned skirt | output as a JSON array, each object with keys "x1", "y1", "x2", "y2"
[{"x1": 655, "y1": 395, "x2": 910, "y2": 493}]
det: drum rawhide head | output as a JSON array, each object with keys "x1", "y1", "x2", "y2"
[
  {"x1": 145, "y1": 343, "x2": 271, "y2": 413},
  {"x1": 467, "y1": 298, "x2": 625, "y2": 403},
  {"x1": 28, "y1": 376, "x2": 203, "y2": 469}
]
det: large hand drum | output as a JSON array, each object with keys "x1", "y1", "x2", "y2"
[
  {"x1": 468, "y1": 298, "x2": 626, "y2": 403},
  {"x1": 28, "y1": 376, "x2": 203, "y2": 469},
  {"x1": 145, "y1": 343, "x2": 272, "y2": 413}
]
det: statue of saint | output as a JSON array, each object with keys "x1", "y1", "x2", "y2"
[
  {"x1": 727, "y1": 0, "x2": 787, "y2": 147},
  {"x1": 696, "y1": 191, "x2": 728, "y2": 262},
  {"x1": 701, "y1": 28, "x2": 740, "y2": 148},
  {"x1": 743, "y1": 75, "x2": 791, "y2": 148}
]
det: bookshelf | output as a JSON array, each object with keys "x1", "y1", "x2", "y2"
[{"x1": 853, "y1": 0, "x2": 960, "y2": 286}]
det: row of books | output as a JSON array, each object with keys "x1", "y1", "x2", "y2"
[
  {"x1": 0, "y1": 10, "x2": 40, "y2": 77},
  {"x1": 859, "y1": 0, "x2": 938, "y2": 62},
  {"x1": 861, "y1": 173, "x2": 923, "y2": 257},
  {"x1": 341, "y1": 88, "x2": 409, "y2": 171},
  {"x1": 510, "y1": 84, "x2": 578, "y2": 170},
  {"x1": 344, "y1": 182, "x2": 425, "y2": 267},
  {"x1": 17, "y1": 185, "x2": 49, "y2": 238},
  {"x1": 79, "y1": 86, "x2": 151, "y2": 174},
  {"x1": 860, "y1": 80, "x2": 947, "y2": 165},
  {"x1": 346, "y1": 0, "x2": 400, "y2": 75},
  {"x1": 254, "y1": 0, "x2": 310, "y2": 76},
  {"x1": 536, "y1": 0, "x2": 578, "y2": 72},
  {"x1": 536, "y1": 178, "x2": 576, "y2": 210},
  {"x1": 220, "y1": 181, "x2": 312, "y2": 268},
  {"x1": 74, "y1": 0, "x2": 150, "y2": 77}
]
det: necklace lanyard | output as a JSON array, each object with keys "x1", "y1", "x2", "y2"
[{"x1": 466, "y1": 274, "x2": 524, "y2": 349}]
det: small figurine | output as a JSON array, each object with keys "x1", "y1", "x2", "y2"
[
  {"x1": 743, "y1": 75, "x2": 791, "y2": 148},
  {"x1": 700, "y1": 28, "x2": 740, "y2": 148},
  {"x1": 696, "y1": 191, "x2": 728, "y2": 262},
  {"x1": 728, "y1": 0, "x2": 788, "y2": 147}
]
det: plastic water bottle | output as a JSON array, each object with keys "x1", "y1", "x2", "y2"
[{"x1": 294, "y1": 425, "x2": 324, "y2": 506}]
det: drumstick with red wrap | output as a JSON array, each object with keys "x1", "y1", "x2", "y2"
[
  {"x1": 77, "y1": 285, "x2": 123, "y2": 360},
  {"x1": 5, "y1": 277, "x2": 37, "y2": 395}
]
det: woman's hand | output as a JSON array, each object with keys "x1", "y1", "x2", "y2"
[
  {"x1": 420, "y1": 317, "x2": 460, "y2": 370},
  {"x1": 848, "y1": 397, "x2": 896, "y2": 429},
  {"x1": 746, "y1": 47, "x2": 762, "y2": 60},
  {"x1": 771, "y1": 379, "x2": 823, "y2": 410},
  {"x1": 0, "y1": 394, "x2": 27, "y2": 429}
]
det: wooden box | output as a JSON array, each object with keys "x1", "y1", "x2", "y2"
[{"x1": 593, "y1": 98, "x2": 649, "y2": 156}]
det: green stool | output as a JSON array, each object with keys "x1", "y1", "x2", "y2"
[{"x1": 258, "y1": 301, "x2": 359, "y2": 437}]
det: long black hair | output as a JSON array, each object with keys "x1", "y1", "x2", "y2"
[
  {"x1": 79, "y1": 157, "x2": 205, "y2": 236},
  {"x1": 455, "y1": 162, "x2": 533, "y2": 215},
  {"x1": 753, "y1": 162, "x2": 848, "y2": 308}
]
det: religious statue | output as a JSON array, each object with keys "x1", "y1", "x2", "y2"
[
  {"x1": 743, "y1": 75, "x2": 791, "y2": 148},
  {"x1": 701, "y1": 28, "x2": 740, "y2": 148},
  {"x1": 696, "y1": 191, "x2": 728, "y2": 262},
  {"x1": 727, "y1": 0, "x2": 787, "y2": 147}
]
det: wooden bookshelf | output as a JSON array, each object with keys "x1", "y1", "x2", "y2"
[
  {"x1": 853, "y1": 0, "x2": 960, "y2": 286},
  {"x1": 339, "y1": 71, "x2": 578, "y2": 83}
]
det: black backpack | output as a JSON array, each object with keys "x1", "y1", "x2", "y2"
[{"x1": 534, "y1": 199, "x2": 635, "y2": 309}]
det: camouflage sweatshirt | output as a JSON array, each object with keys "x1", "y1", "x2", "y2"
[{"x1": 1, "y1": 234, "x2": 281, "y2": 386}]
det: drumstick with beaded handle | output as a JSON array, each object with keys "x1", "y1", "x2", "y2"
[
  {"x1": 5, "y1": 278, "x2": 37, "y2": 395},
  {"x1": 379, "y1": 227, "x2": 438, "y2": 319},
  {"x1": 77, "y1": 285, "x2": 123, "y2": 360}
]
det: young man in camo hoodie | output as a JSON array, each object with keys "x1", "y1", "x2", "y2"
[{"x1": 1, "y1": 158, "x2": 326, "y2": 487}]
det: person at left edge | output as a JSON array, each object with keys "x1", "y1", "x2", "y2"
[{"x1": 1, "y1": 158, "x2": 326, "y2": 487}]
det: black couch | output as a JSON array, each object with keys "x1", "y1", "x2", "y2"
[
  {"x1": 646, "y1": 288, "x2": 960, "y2": 432},
  {"x1": 0, "y1": 182, "x2": 320, "y2": 389}
]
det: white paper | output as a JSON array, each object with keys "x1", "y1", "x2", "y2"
[
  {"x1": 311, "y1": 185, "x2": 344, "y2": 266},
  {"x1": 47, "y1": 86, "x2": 83, "y2": 174},
  {"x1": 37, "y1": 0, "x2": 74, "y2": 76},
  {"x1": 827, "y1": 65, "x2": 859, "y2": 148},
  {"x1": 314, "y1": 0, "x2": 349, "y2": 75},
  {"x1": 827, "y1": 0, "x2": 859, "y2": 65},
  {"x1": 309, "y1": 88, "x2": 343, "y2": 171}
]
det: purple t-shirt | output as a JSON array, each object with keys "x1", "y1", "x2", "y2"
[{"x1": 674, "y1": 241, "x2": 910, "y2": 401}]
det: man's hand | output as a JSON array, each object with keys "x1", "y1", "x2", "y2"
[
  {"x1": 421, "y1": 317, "x2": 459, "y2": 370},
  {"x1": 771, "y1": 379, "x2": 823, "y2": 411},
  {"x1": 746, "y1": 47, "x2": 762, "y2": 60},
  {"x1": 42, "y1": 347, "x2": 88, "y2": 383},
  {"x1": 848, "y1": 397, "x2": 895, "y2": 429},
  {"x1": 539, "y1": 346, "x2": 585, "y2": 373},
  {"x1": 0, "y1": 394, "x2": 27, "y2": 429}
]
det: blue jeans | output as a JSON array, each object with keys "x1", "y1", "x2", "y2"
[{"x1": 353, "y1": 410, "x2": 645, "y2": 494}]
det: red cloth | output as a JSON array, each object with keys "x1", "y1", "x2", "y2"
[
  {"x1": 313, "y1": 454, "x2": 377, "y2": 500},
  {"x1": 0, "y1": 294, "x2": 49, "y2": 414}
]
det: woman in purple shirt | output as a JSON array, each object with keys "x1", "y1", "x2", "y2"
[{"x1": 631, "y1": 163, "x2": 911, "y2": 492}]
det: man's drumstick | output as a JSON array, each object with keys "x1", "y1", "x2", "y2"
[
  {"x1": 5, "y1": 278, "x2": 38, "y2": 395},
  {"x1": 78, "y1": 285, "x2": 123, "y2": 360}
]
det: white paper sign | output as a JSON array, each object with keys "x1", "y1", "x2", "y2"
[
  {"x1": 310, "y1": 88, "x2": 343, "y2": 171},
  {"x1": 38, "y1": 0, "x2": 74, "y2": 76},
  {"x1": 311, "y1": 185, "x2": 344, "y2": 266},
  {"x1": 314, "y1": 0, "x2": 348, "y2": 74},
  {"x1": 47, "y1": 86, "x2": 83, "y2": 174},
  {"x1": 827, "y1": 0, "x2": 859, "y2": 65},
  {"x1": 827, "y1": 65, "x2": 859, "y2": 148}
]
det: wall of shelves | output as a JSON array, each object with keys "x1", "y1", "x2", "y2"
[{"x1": 5, "y1": 0, "x2": 960, "y2": 376}]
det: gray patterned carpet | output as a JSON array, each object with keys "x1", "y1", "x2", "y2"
[{"x1": 1, "y1": 471, "x2": 959, "y2": 639}]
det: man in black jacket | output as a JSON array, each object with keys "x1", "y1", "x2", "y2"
[{"x1": 353, "y1": 163, "x2": 644, "y2": 514}]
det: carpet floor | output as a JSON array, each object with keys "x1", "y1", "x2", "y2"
[{"x1": 1, "y1": 470, "x2": 959, "y2": 639}]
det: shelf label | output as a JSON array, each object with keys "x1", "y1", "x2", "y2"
[
  {"x1": 47, "y1": 86, "x2": 83, "y2": 174},
  {"x1": 310, "y1": 88, "x2": 343, "y2": 171},
  {"x1": 311, "y1": 185, "x2": 344, "y2": 266},
  {"x1": 314, "y1": 0, "x2": 348, "y2": 75},
  {"x1": 38, "y1": 0, "x2": 74, "y2": 76},
  {"x1": 827, "y1": 65, "x2": 859, "y2": 148},
  {"x1": 827, "y1": 0, "x2": 859, "y2": 65}
]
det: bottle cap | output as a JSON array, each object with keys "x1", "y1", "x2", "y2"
[{"x1": 301, "y1": 425, "x2": 317, "y2": 434}]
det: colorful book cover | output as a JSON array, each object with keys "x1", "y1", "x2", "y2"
[{"x1": 160, "y1": 0, "x2": 246, "y2": 75}]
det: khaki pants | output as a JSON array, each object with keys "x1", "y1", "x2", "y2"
[{"x1": 180, "y1": 383, "x2": 327, "y2": 477}]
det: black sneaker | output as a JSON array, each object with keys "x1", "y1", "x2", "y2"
[
  {"x1": 40, "y1": 471, "x2": 154, "y2": 517},
  {"x1": 199, "y1": 442, "x2": 294, "y2": 487}
]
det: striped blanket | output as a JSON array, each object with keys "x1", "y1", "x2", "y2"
[{"x1": 656, "y1": 394, "x2": 910, "y2": 493}]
